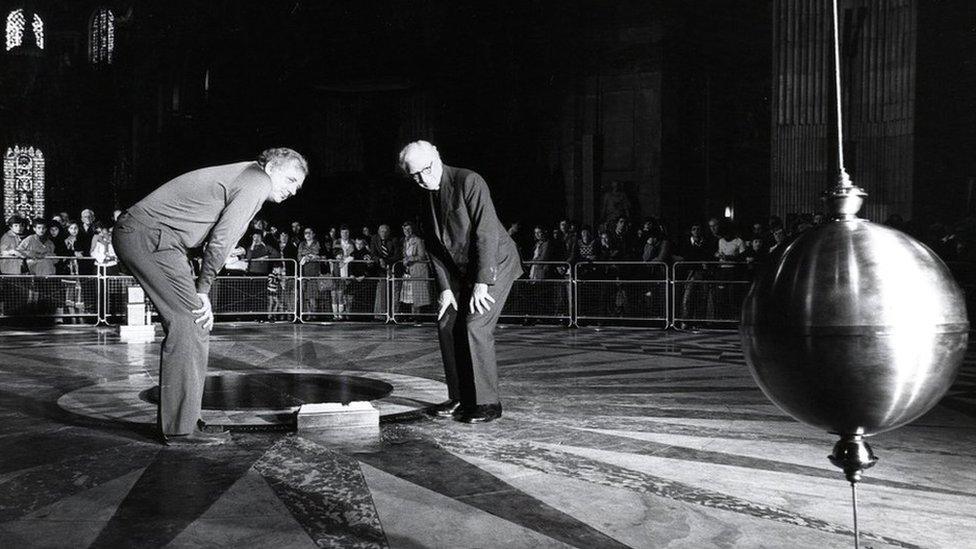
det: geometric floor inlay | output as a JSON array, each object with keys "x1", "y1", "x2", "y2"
[
  {"x1": 2, "y1": 322, "x2": 974, "y2": 548},
  {"x1": 58, "y1": 369, "x2": 448, "y2": 429}
]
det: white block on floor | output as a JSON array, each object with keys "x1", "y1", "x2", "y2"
[
  {"x1": 119, "y1": 324, "x2": 156, "y2": 342},
  {"x1": 297, "y1": 401, "x2": 379, "y2": 431},
  {"x1": 126, "y1": 304, "x2": 147, "y2": 326}
]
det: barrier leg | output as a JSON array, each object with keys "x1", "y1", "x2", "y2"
[
  {"x1": 293, "y1": 274, "x2": 304, "y2": 324},
  {"x1": 95, "y1": 268, "x2": 109, "y2": 326}
]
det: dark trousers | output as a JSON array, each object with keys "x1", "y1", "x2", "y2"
[
  {"x1": 437, "y1": 274, "x2": 514, "y2": 406},
  {"x1": 113, "y1": 214, "x2": 208, "y2": 436}
]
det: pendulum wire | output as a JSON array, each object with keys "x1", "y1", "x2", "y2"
[
  {"x1": 831, "y1": 0, "x2": 851, "y2": 186},
  {"x1": 851, "y1": 482, "x2": 860, "y2": 549}
]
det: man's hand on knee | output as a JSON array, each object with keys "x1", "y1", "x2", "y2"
[
  {"x1": 469, "y1": 283, "x2": 495, "y2": 315},
  {"x1": 437, "y1": 289, "x2": 457, "y2": 320},
  {"x1": 193, "y1": 293, "x2": 214, "y2": 331}
]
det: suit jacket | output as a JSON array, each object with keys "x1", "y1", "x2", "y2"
[
  {"x1": 369, "y1": 234, "x2": 401, "y2": 268},
  {"x1": 421, "y1": 165, "x2": 523, "y2": 290}
]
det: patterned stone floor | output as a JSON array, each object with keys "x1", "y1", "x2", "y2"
[{"x1": 0, "y1": 322, "x2": 974, "y2": 548}]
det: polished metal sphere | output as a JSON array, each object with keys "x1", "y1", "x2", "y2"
[{"x1": 740, "y1": 188, "x2": 968, "y2": 436}]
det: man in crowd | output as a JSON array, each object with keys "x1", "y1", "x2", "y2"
[
  {"x1": 113, "y1": 148, "x2": 308, "y2": 445},
  {"x1": 398, "y1": 140, "x2": 522, "y2": 424},
  {"x1": 245, "y1": 231, "x2": 277, "y2": 275},
  {"x1": 369, "y1": 223, "x2": 400, "y2": 319}
]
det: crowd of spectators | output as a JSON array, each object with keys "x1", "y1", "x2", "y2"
[
  {"x1": 0, "y1": 209, "x2": 123, "y2": 276},
  {"x1": 2, "y1": 207, "x2": 975, "y2": 321}
]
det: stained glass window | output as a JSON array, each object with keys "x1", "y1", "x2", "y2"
[
  {"x1": 3, "y1": 146, "x2": 45, "y2": 221},
  {"x1": 32, "y1": 12, "x2": 43, "y2": 49},
  {"x1": 5, "y1": 9, "x2": 24, "y2": 51},
  {"x1": 5, "y1": 10, "x2": 43, "y2": 51},
  {"x1": 89, "y1": 8, "x2": 114, "y2": 64}
]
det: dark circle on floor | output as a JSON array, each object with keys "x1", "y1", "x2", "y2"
[{"x1": 140, "y1": 373, "x2": 395, "y2": 410}]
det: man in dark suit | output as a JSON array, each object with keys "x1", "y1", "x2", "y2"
[
  {"x1": 369, "y1": 223, "x2": 401, "y2": 319},
  {"x1": 398, "y1": 140, "x2": 523, "y2": 423}
]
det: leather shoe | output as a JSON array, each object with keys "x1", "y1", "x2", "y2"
[
  {"x1": 163, "y1": 428, "x2": 231, "y2": 446},
  {"x1": 428, "y1": 399, "x2": 461, "y2": 418},
  {"x1": 453, "y1": 403, "x2": 502, "y2": 424}
]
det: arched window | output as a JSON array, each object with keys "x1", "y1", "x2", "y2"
[
  {"x1": 3, "y1": 146, "x2": 46, "y2": 221},
  {"x1": 5, "y1": 9, "x2": 43, "y2": 51},
  {"x1": 32, "y1": 12, "x2": 43, "y2": 49},
  {"x1": 5, "y1": 10, "x2": 25, "y2": 51},
  {"x1": 88, "y1": 7, "x2": 114, "y2": 64}
]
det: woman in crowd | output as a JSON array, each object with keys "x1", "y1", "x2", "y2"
[
  {"x1": 90, "y1": 221, "x2": 119, "y2": 275},
  {"x1": 50, "y1": 223, "x2": 70, "y2": 274},
  {"x1": 62, "y1": 222, "x2": 86, "y2": 274},
  {"x1": 641, "y1": 228, "x2": 673, "y2": 265},
  {"x1": 298, "y1": 227, "x2": 323, "y2": 318},
  {"x1": 326, "y1": 226, "x2": 339, "y2": 255},
  {"x1": 715, "y1": 219, "x2": 746, "y2": 262},
  {"x1": 713, "y1": 219, "x2": 747, "y2": 320},
  {"x1": 399, "y1": 221, "x2": 432, "y2": 317}
]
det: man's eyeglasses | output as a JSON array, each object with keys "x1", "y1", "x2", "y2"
[{"x1": 410, "y1": 162, "x2": 433, "y2": 179}]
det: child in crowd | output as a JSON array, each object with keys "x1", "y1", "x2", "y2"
[
  {"x1": 267, "y1": 264, "x2": 286, "y2": 322},
  {"x1": 347, "y1": 236, "x2": 373, "y2": 315}
]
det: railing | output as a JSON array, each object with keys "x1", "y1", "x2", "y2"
[
  {"x1": 299, "y1": 258, "x2": 389, "y2": 321},
  {"x1": 212, "y1": 258, "x2": 299, "y2": 322},
  {"x1": 671, "y1": 261, "x2": 759, "y2": 329},
  {"x1": 0, "y1": 256, "x2": 100, "y2": 323},
  {"x1": 505, "y1": 261, "x2": 573, "y2": 322},
  {"x1": 388, "y1": 261, "x2": 575, "y2": 323},
  {"x1": 389, "y1": 259, "x2": 437, "y2": 322},
  {"x1": 574, "y1": 261, "x2": 669, "y2": 327},
  {"x1": 2, "y1": 256, "x2": 972, "y2": 330}
]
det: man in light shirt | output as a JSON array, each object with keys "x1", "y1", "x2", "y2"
[{"x1": 114, "y1": 148, "x2": 308, "y2": 445}]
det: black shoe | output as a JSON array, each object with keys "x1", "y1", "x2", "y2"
[
  {"x1": 163, "y1": 428, "x2": 231, "y2": 446},
  {"x1": 453, "y1": 403, "x2": 502, "y2": 424},
  {"x1": 428, "y1": 399, "x2": 461, "y2": 418}
]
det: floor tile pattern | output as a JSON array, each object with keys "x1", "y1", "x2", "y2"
[{"x1": 0, "y1": 323, "x2": 973, "y2": 548}]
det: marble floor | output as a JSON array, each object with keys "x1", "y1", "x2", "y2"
[{"x1": 0, "y1": 322, "x2": 974, "y2": 549}]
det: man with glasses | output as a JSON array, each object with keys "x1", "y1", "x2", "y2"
[
  {"x1": 114, "y1": 148, "x2": 308, "y2": 445},
  {"x1": 398, "y1": 140, "x2": 522, "y2": 423}
]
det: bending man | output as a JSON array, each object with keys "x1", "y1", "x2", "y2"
[
  {"x1": 398, "y1": 141, "x2": 522, "y2": 423},
  {"x1": 114, "y1": 148, "x2": 308, "y2": 444}
]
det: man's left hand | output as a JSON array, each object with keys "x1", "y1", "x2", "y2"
[
  {"x1": 469, "y1": 283, "x2": 495, "y2": 315},
  {"x1": 193, "y1": 293, "x2": 214, "y2": 332}
]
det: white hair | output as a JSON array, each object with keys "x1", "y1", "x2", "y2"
[{"x1": 397, "y1": 140, "x2": 440, "y2": 175}]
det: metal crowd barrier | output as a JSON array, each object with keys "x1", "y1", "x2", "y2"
[
  {"x1": 0, "y1": 256, "x2": 100, "y2": 323},
  {"x1": 211, "y1": 258, "x2": 299, "y2": 321},
  {"x1": 389, "y1": 259, "x2": 437, "y2": 322},
  {"x1": 388, "y1": 261, "x2": 575, "y2": 323},
  {"x1": 574, "y1": 261, "x2": 669, "y2": 327},
  {"x1": 30, "y1": 254, "x2": 957, "y2": 331},
  {"x1": 671, "y1": 261, "x2": 756, "y2": 329},
  {"x1": 504, "y1": 261, "x2": 573, "y2": 322},
  {"x1": 299, "y1": 258, "x2": 389, "y2": 321},
  {"x1": 101, "y1": 258, "x2": 300, "y2": 323}
]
